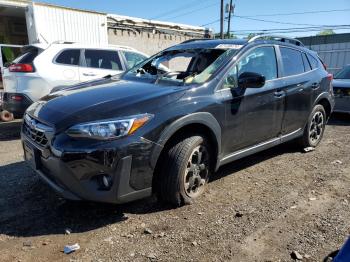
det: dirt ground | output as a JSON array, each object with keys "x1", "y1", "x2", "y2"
[{"x1": 0, "y1": 114, "x2": 349, "y2": 262}]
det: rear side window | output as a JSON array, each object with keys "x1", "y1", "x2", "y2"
[
  {"x1": 84, "y1": 49, "x2": 122, "y2": 70},
  {"x1": 306, "y1": 53, "x2": 319, "y2": 69},
  {"x1": 122, "y1": 51, "x2": 147, "y2": 69},
  {"x1": 55, "y1": 49, "x2": 80, "y2": 66},
  {"x1": 302, "y1": 53, "x2": 312, "y2": 72},
  {"x1": 13, "y1": 48, "x2": 39, "y2": 64},
  {"x1": 280, "y1": 47, "x2": 304, "y2": 77}
]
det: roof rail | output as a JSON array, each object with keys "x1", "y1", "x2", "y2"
[
  {"x1": 248, "y1": 35, "x2": 304, "y2": 47},
  {"x1": 51, "y1": 40, "x2": 75, "y2": 44},
  {"x1": 108, "y1": 44, "x2": 136, "y2": 51},
  {"x1": 181, "y1": 38, "x2": 212, "y2": 44}
]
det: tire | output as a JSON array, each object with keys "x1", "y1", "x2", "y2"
[
  {"x1": 298, "y1": 104, "x2": 326, "y2": 148},
  {"x1": 156, "y1": 135, "x2": 212, "y2": 206}
]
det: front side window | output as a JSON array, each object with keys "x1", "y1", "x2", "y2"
[
  {"x1": 56, "y1": 49, "x2": 80, "y2": 66},
  {"x1": 222, "y1": 46, "x2": 277, "y2": 89},
  {"x1": 280, "y1": 47, "x2": 305, "y2": 77},
  {"x1": 123, "y1": 51, "x2": 147, "y2": 69},
  {"x1": 84, "y1": 49, "x2": 122, "y2": 70}
]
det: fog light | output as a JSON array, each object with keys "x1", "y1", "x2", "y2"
[
  {"x1": 98, "y1": 174, "x2": 112, "y2": 190},
  {"x1": 102, "y1": 175, "x2": 110, "y2": 188}
]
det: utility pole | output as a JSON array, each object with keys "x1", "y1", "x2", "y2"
[
  {"x1": 226, "y1": 0, "x2": 234, "y2": 38},
  {"x1": 220, "y1": 0, "x2": 224, "y2": 39}
]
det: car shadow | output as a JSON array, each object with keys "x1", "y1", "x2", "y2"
[
  {"x1": 0, "y1": 161, "x2": 172, "y2": 238},
  {"x1": 211, "y1": 141, "x2": 300, "y2": 183},
  {"x1": 0, "y1": 119, "x2": 22, "y2": 141},
  {"x1": 0, "y1": 112, "x2": 348, "y2": 238},
  {"x1": 0, "y1": 142, "x2": 301, "y2": 238}
]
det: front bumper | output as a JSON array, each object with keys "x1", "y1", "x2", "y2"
[
  {"x1": 21, "y1": 131, "x2": 160, "y2": 204},
  {"x1": 2, "y1": 92, "x2": 33, "y2": 117}
]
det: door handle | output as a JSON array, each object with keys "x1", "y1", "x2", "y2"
[
  {"x1": 83, "y1": 73, "x2": 96, "y2": 76},
  {"x1": 311, "y1": 82, "x2": 320, "y2": 89},
  {"x1": 274, "y1": 90, "x2": 284, "y2": 98}
]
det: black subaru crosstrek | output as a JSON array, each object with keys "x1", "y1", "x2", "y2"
[{"x1": 22, "y1": 36, "x2": 334, "y2": 206}]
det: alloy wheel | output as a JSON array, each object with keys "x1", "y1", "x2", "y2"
[
  {"x1": 183, "y1": 145, "x2": 209, "y2": 198},
  {"x1": 309, "y1": 111, "x2": 324, "y2": 144}
]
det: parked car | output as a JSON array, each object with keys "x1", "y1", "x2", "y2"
[
  {"x1": 2, "y1": 42, "x2": 148, "y2": 118},
  {"x1": 0, "y1": 44, "x2": 22, "y2": 90},
  {"x1": 333, "y1": 65, "x2": 350, "y2": 113},
  {"x1": 22, "y1": 36, "x2": 334, "y2": 206}
]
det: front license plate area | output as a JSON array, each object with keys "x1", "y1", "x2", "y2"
[{"x1": 23, "y1": 142, "x2": 41, "y2": 170}]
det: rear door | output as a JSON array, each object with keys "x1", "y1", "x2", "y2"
[
  {"x1": 278, "y1": 46, "x2": 314, "y2": 134},
  {"x1": 51, "y1": 48, "x2": 81, "y2": 86},
  {"x1": 80, "y1": 49, "x2": 124, "y2": 82}
]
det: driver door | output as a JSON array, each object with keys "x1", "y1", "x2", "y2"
[{"x1": 220, "y1": 46, "x2": 285, "y2": 154}]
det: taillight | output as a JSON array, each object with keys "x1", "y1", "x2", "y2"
[
  {"x1": 10, "y1": 95, "x2": 23, "y2": 101},
  {"x1": 9, "y1": 63, "x2": 34, "y2": 73}
]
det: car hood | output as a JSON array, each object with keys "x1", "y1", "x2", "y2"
[
  {"x1": 26, "y1": 79, "x2": 187, "y2": 131},
  {"x1": 333, "y1": 79, "x2": 350, "y2": 88}
]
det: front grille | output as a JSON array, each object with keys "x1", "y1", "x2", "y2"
[{"x1": 23, "y1": 115, "x2": 53, "y2": 148}]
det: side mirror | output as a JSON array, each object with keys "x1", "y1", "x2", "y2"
[{"x1": 238, "y1": 72, "x2": 265, "y2": 89}]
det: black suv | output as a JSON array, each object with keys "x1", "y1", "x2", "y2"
[{"x1": 22, "y1": 36, "x2": 334, "y2": 206}]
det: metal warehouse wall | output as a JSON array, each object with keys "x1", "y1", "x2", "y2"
[
  {"x1": 298, "y1": 33, "x2": 350, "y2": 75},
  {"x1": 108, "y1": 29, "x2": 195, "y2": 55},
  {"x1": 107, "y1": 15, "x2": 210, "y2": 56},
  {"x1": 26, "y1": 2, "x2": 108, "y2": 45}
]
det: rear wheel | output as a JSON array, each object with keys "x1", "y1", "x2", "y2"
[
  {"x1": 156, "y1": 135, "x2": 211, "y2": 206},
  {"x1": 298, "y1": 104, "x2": 326, "y2": 148}
]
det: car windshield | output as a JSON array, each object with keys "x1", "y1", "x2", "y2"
[
  {"x1": 123, "y1": 46, "x2": 240, "y2": 85},
  {"x1": 334, "y1": 66, "x2": 350, "y2": 79}
]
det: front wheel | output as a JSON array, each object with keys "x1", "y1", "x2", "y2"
[
  {"x1": 156, "y1": 135, "x2": 211, "y2": 206},
  {"x1": 299, "y1": 104, "x2": 326, "y2": 148}
]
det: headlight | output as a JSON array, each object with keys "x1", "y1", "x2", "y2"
[{"x1": 66, "y1": 114, "x2": 153, "y2": 140}]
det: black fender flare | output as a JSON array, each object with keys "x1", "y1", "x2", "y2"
[
  {"x1": 149, "y1": 112, "x2": 222, "y2": 170},
  {"x1": 313, "y1": 91, "x2": 335, "y2": 116}
]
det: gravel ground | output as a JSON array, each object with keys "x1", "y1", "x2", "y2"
[{"x1": 0, "y1": 114, "x2": 349, "y2": 262}]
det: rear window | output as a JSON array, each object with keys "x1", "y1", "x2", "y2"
[
  {"x1": 1, "y1": 46, "x2": 22, "y2": 66},
  {"x1": 13, "y1": 48, "x2": 40, "y2": 64},
  {"x1": 306, "y1": 53, "x2": 319, "y2": 69},
  {"x1": 55, "y1": 49, "x2": 80, "y2": 66},
  {"x1": 280, "y1": 47, "x2": 304, "y2": 77},
  {"x1": 84, "y1": 49, "x2": 122, "y2": 70},
  {"x1": 122, "y1": 51, "x2": 147, "y2": 69},
  {"x1": 302, "y1": 53, "x2": 312, "y2": 72}
]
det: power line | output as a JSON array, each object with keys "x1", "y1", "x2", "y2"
[
  {"x1": 149, "y1": 0, "x2": 214, "y2": 20},
  {"x1": 234, "y1": 15, "x2": 328, "y2": 27},
  {"x1": 165, "y1": 2, "x2": 219, "y2": 20},
  {"x1": 200, "y1": 8, "x2": 350, "y2": 27},
  {"x1": 230, "y1": 25, "x2": 350, "y2": 33},
  {"x1": 240, "y1": 8, "x2": 350, "y2": 18}
]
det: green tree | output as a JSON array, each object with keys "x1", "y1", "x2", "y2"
[
  {"x1": 247, "y1": 33, "x2": 258, "y2": 40},
  {"x1": 317, "y1": 29, "x2": 335, "y2": 36}
]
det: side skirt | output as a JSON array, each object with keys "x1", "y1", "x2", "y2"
[{"x1": 217, "y1": 128, "x2": 303, "y2": 169}]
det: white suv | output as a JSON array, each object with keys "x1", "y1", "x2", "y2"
[{"x1": 2, "y1": 42, "x2": 148, "y2": 117}]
